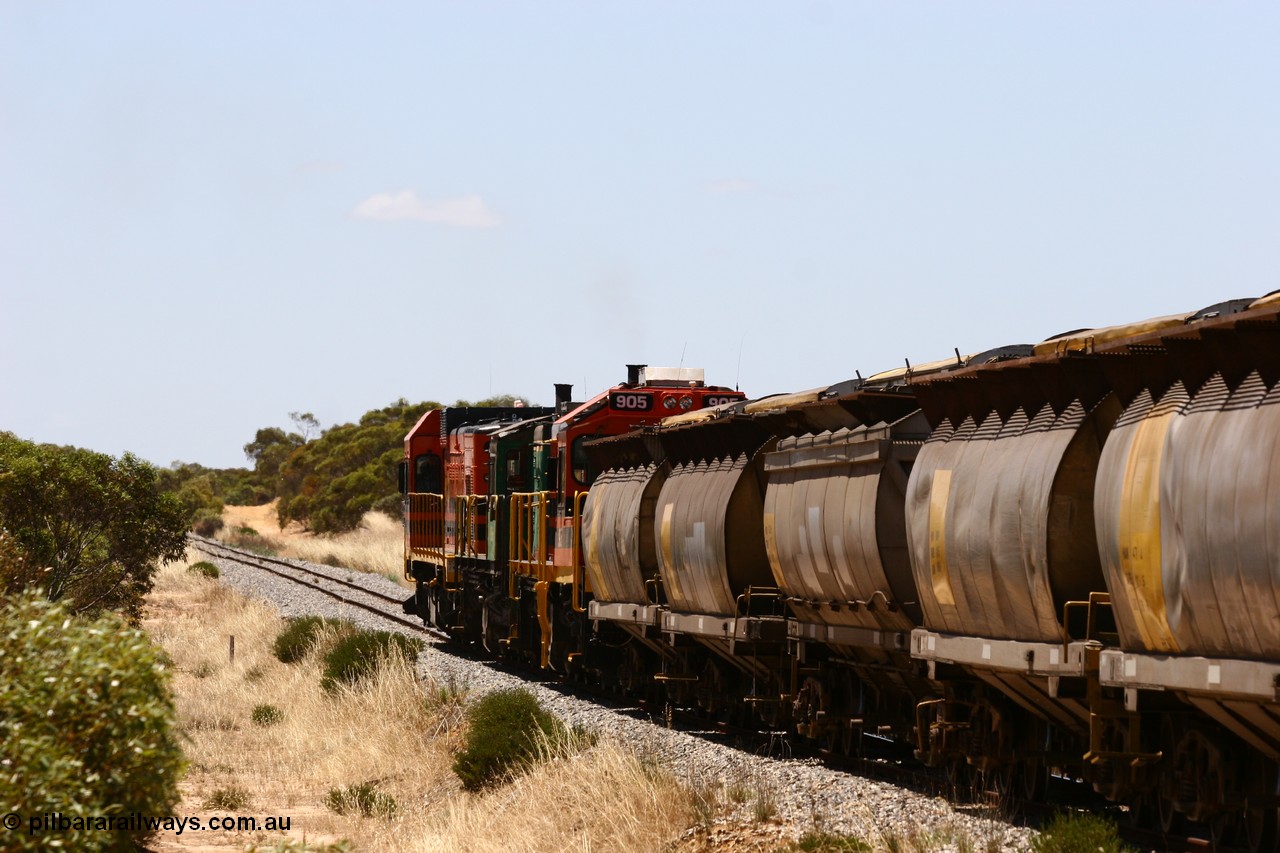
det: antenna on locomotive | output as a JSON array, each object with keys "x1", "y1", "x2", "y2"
[{"x1": 735, "y1": 332, "x2": 745, "y2": 391}]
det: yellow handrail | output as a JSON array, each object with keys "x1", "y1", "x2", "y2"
[
  {"x1": 452, "y1": 494, "x2": 482, "y2": 559},
  {"x1": 406, "y1": 492, "x2": 445, "y2": 563},
  {"x1": 570, "y1": 491, "x2": 588, "y2": 613},
  {"x1": 508, "y1": 491, "x2": 552, "y2": 591}
]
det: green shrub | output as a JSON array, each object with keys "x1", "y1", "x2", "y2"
[
  {"x1": 203, "y1": 785, "x2": 250, "y2": 810},
  {"x1": 0, "y1": 435, "x2": 189, "y2": 622},
  {"x1": 272, "y1": 615, "x2": 355, "y2": 664},
  {"x1": 1031, "y1": 812, "x2": 1135, "y2": 853},
  {"x1": 320, "y1": 629, "x2": 424, "y2": 693},
  {"x1": 451, "y1": 688, "x2": 566, "y2": 790},
  {"x1": 226, "y1": 525, "x2": 275, "y2": 555},
  {"x1": 188, "y1": 560, "x2": 220, "y2": 579},
  {"x1": 371, "y1": 493, "x2": 403, "y2": 521},
  {"x1": 192, "y1": 512, "x2": 225, "y2": 537},
  {"x1": 791, "y1": 831, "x2": 873, "y2": 852},
  {"x1": 251, "y1": 703, "x2": 284, "y2": 726},
  {"x1": 324, "y1": 781, "x2": 398, "y2": 818},
  {"x1": 0, "y1": 592, "x2": 184, "y2": 852}
]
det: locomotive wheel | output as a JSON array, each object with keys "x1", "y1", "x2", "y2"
[{"x1": 426, "y1": 587, "x2": 441, "y2": 629}]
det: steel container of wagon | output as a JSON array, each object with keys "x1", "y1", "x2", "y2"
[
  {"x1": 762, "y1": 412, "x2": 929, "y2": 635},
  {"x1": 905, "y1": 397, "x2": 1119, "y2": 642},
  {"x1": 1096, "y1": 371, "x2": 1280, "y2": 659},
  {"x1": 656, "y1": 451, "x2": 774, "y2": 616},
  {"x1": 582, "y1": 462, "x2": 669, "y2": 604}
]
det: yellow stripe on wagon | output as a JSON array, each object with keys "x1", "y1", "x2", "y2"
[
  {"x1": 1117, "y1": 411, "x2": 1180, "y2": 653},
  {"x1": 928, "y1": 469, "x2": 956, "y2": 608}
]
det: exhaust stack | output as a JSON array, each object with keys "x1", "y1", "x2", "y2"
[{"x1": 554, "y1": 383, "x2": 574, "y2": 415}]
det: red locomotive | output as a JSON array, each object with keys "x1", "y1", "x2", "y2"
[{"x1": 400, "y1": 365, "x2": 745, "y2": 669}]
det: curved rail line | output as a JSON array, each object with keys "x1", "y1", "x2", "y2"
[{"x1": 188, "y1": 535, "x2": 443, "y2": 638}]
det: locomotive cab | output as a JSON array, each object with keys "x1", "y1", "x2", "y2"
[{"x1": 504, "y1": 366, "x2": 746, "y2": 670}]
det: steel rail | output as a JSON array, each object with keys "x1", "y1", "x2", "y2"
[{"x1": 188, "y1": 535, "x2": 442, "y2": 638}]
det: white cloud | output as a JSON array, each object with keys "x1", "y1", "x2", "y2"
[
  {"x1": 352, "y1": 190, "x2": 502, "y2": 228},
  {"x1": 703, "y1": 178, "x2": 757, "y2": 194}
]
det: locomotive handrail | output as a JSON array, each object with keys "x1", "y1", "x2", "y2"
[
  {"x1": 406, "y1": 492, "x2": 446, "y2": 564},
  {"x1": 508, "y1": 491, "x2": 552, "y2": 583},
  {"x1": 454, "y1": 493, "x2": 487, "y2": 560},
  {"x1": 452, "y1": 495, "x2": 472, "y2": 559},
  {"x1": 570, "y1": 491, "x2": 588, "y2": 613},
  {"x1": 509, "y1": 493, "x2": 528, "y2": 591}
]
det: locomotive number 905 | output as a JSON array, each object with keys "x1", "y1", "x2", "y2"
[{"x1": 609, "y1": 392, "x2": 653, "y2": 411}]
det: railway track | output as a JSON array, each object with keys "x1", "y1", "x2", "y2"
[
  {"x1": 188, "y1": 535, "x2": 442, "y2": 639},
  {"x1": 186, "y1": 535, "x2": 1227, "y2": 851}
]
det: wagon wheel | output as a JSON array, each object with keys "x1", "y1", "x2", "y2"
[
  {"x1": 1241, "y1": 804, "x2": 1277, "y2": 853},
  {"x1": 1208, "y1": 811, "x2": 1238, "y2": 852},
  {"x1": 1019, "y1": 758, "x2": 1049, "y2": 805},
  {"x1": 818, "y1": 727, "x2": 838, "y2": 755},
  {"x1": 1125, "y1": 791, "x2": 1154, "y2": 832},
  {"x1": 840, "y1": 722, "x2": 862, "y2": 758},
  {"x1": 1157, "y1": 716, "x2": 1186, "y2": 835},
  {"x1": 946, "y1": 759, "x2": 976, "y2": 803},
  {"x1": 1157, "y1": 786, "x2": 1185, "y2": 836}
]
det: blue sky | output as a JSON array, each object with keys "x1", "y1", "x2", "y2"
[{"x1": 2, "y1": 2, "x2": 1277, "y2": 469}]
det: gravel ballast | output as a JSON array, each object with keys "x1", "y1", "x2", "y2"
[{"x1": 200, "y1": 546, "x2": 1037, "y2": 852}]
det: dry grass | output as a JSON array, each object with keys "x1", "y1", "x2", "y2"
[
  {"x1": 374, "y1": 740, "x2": 694, "y2": 853},
  {"x1": 219, "y1": 502, "x2": 406, "y2": 584},
  {"x1": 143, "y1": 550, "x2": 699, "y2": 852}
]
